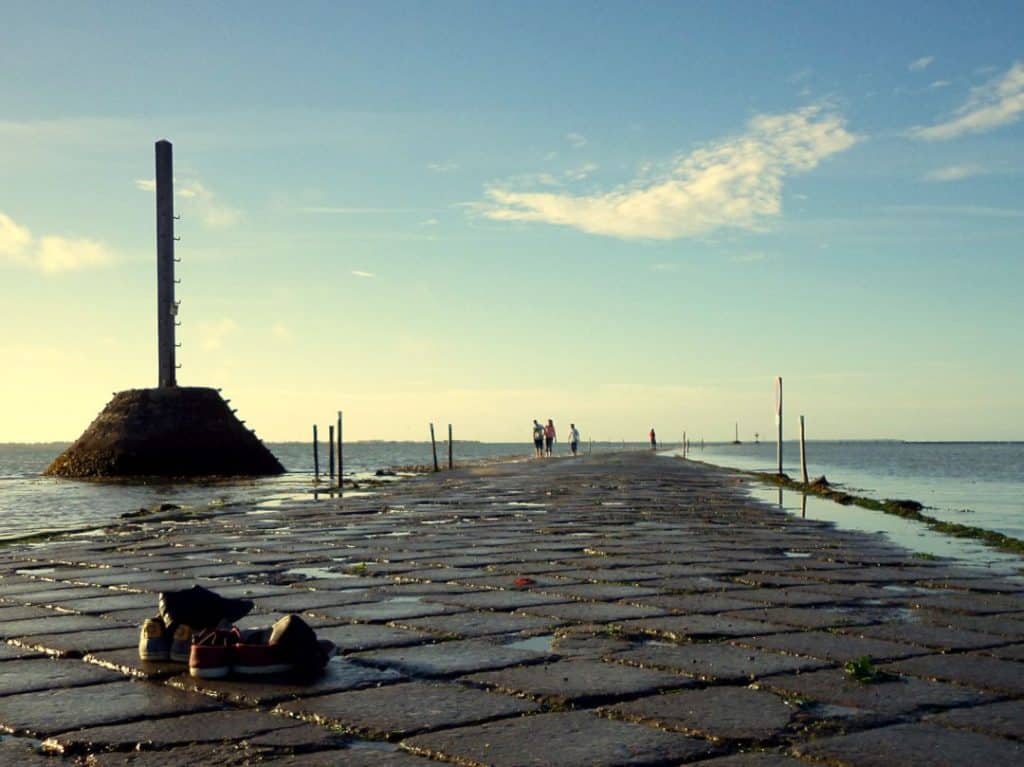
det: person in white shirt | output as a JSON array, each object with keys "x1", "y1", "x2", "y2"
[{"x1": 568, "y1": 424, "x2": 580, "y2": 456}]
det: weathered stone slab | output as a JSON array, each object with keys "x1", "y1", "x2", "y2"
[
  {"x1": 465, "y1": 658, "x2": 692, "y2": 705},
  {"x1": 0, "y1": 657, "x2": 123, "y2": 696},
  {"x1": 83, "y1": 648, "x2": 189, "y2": 680},
  {"x1": 0, "y1": 605, "x2": 58, "y2": 622},
  {"x1": 517, "y1": 601, "x2": 665, "y2": 623},
  {"x1": 982, "y1": 642, "x2": 1024, "y2": 661},
  {"x1": 352, "y1": 638, "x2": 551, "y2": 678},
  {"x1": 314, "y1": 623, "x2": 433, "y2": 652},
  {"x1": 276, "y1": 680, "x2": 537, "y2": 738},
  {"x1": 677, "y1": 752, "x2": 808, "y2": 766},
  {"x1": 320, "y1": 601, "x2": 463, "y2": 623},
  {"x1": 402, "y1": 710, "x2": 713, "y2": 766},
  {"x1": 635, "y1": 594, "x2": 763, "y2": 613},
  {"x1": 0, "y1": 680, "x2": 219, "y2": 736},
  {"x1": 427, "y1": 591, "x2": 571, "y2": 610},
  {"x1": 757, "y1": 668, "x2": 992, "y2": 716},
  {"x1": 41, "y1": 592, "x2": 156, "y2": 614},
  {"x1": 722, "y1": 606, "x2": 880, "y2": 629},
  {"x1": 75, "y1": 744, "x2": 249, "y2": 766},
  {"x1": 15, "y1": 626, "x2": 138, "y2": 656},
  {"x1": 45, "y1": 708, "x2": 302, "y2": 753},
  {"x1": 736, "y1": 629, "x2": 929, "y2": 662},
  {"x1": 884, "y1": 652, "x2": 1024, "y2": 694},
  {"x1": 167, "y1": 657, "x2": 402, "y2": 706},
  {"x1": 396, "y1": 611, "x2": 560, "y2": 638},
  {"x1": 794, "y1": 722, "x2": 1024, "y2": 766},
  {"x1": 0, "y1": 614, "x2": 121, "y2": 639},
  {"x1": 0, "y1": 737, "x2": 57, "y2": 767},
  {"x1": 843, "y1": 622, "x2": 1009, "y2": 651},
  {"x1": 260, "y1": 746, "x2": 440, "y2": 766},
  {"x1": 620, "y1": 614, "x2": 791, "y2": 641},
  {"x1": 0, "y1": 643, "x2": 44, "y2": 661},
  {"x1": 536, "y1": 583, "x2": 664, "y2": 601},
  {"x1": 929, "y1": 699, "x2": 1024, "y2": 739},
  {"x1": 252, "y1": 590, "x2": 380, "y2": 613},
  {"x1": 909, "y1": 591, "x2": 1024, "y2": 614},
  {"x1": 605, "y1": 687, "x2": 794, "y2": 741},
  {"x1": 613, "y1": 642, "x2": 826, "y2": 682}
]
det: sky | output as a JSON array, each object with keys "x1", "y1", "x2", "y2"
[{"x1": 2, "y1": 1, "x2": 1023, "y2": 443}]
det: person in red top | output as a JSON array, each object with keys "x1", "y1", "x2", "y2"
[
  {"x1": 544, "y1": 419, "x2": 556, "y2": 457},
  {"x1": 649, "y1": 428, "x2": 657, "y2": 450}
]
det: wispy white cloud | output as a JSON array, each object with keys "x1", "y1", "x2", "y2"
[
  {"x1": 909, "y1": 56, "x2": 935, "y2": 72},
  {"x1": 302, "y1": 207, "x2": 424, "y2": 214},
  {"x1": 352, "y1": 270, "x2": 375, "y2": 278},
  {"x1": 910, "y1": 62, "x2": 1024, "y2": 140},
  {"x1": 923, "y1": 163, "x2": 985, "y2": 182},
  {"x1": 566, "y1": 162, "x2": 599, "y2": 181},
  {"x1": 930, "y1": 80, "x2": 952, "y2": 89},
  {"x1": 479, "y1": 106, "x2": 857, "y2": 240},
  {"x1": 427, "y1": 162, "x2": 459, "y2": 173},
  {"x1": 135, "y1": 177, "x2": 241, "y2": 228},
  {"x1": 730, "y1": 251, "x2": 767, "y2": 263},
  {"x1": 566, "y1": 132, "x2": 588, "y2": 148},
  {"x1": 0, "y1": 211, "x2": 114, "y2": 274},
  {"x1": 198, "y1": 318, "x2": 238, "y2": 351}
]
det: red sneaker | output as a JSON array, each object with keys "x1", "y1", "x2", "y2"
[
  {"x1": 188, "y1": 627, "x2": 239, "y2": 679},
  {"x1": 235, "y1": 628, "x2": 292, "y2": 675}
]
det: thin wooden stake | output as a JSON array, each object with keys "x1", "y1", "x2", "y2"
[
  {"x1": 448, "y1": 423, "x2": 453, "y2": 470},
  {"x1": 429, "y1": 423, "x2": 439, "y2": 472},
  {"x1": 312, "y1": 424, "x2": 320, "y2": 483},
  {"x1": 775, "y1": 376, "x2": 784, "y2": 475},
  {"x1": 800, "y1": 415, "x2": 809, "y2": 484},
  {"x1": 337, "y1": 411, "x2": 343, "y2": 487},
  {"x1": 328, "y1": 425, "x2": 335, "y2": 480}
]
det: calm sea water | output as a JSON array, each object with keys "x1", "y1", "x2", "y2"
[
  {"x1": 683, "y1": 440, "x2": 1024, "y2": 540},
  {"x1": 0, "y1": 440, "x2": 629, "y2": 541}
]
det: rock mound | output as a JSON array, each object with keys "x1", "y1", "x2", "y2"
[{"x1": 45, "y1": 387, "x2": 284, "y2": 478}]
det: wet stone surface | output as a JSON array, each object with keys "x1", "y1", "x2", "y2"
[
  {"x1": 0, "y1": 656, "x2": 123, "y2": 696},
  {"x1": 351, "y1": 638, "x2": 552, "y2": 678},
  {"x1": 463, "y1": 658, "x2": 693, "y2": 706},
  {"x1": 402, "y1": 709, "x2": 715, "y2": 766},
  {"x1": 605, "y1": 686, "x2": 795, "y2": 741},
  {"x1": 612, "y1": 641, "x2": 827, "y2": 682},
  {"x1": 928, "y1": 699, "x2": 1024, "y2": 739},
  {"x1": 276, "y1": 680, "x2": 539, "y2": 738}
]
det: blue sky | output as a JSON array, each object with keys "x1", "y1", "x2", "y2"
[{"x1": 2, "y1": 1, "x2": 1022, "y2": 442}]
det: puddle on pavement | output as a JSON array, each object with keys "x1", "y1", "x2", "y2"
[
  {"x1": 285, "y1": 567, "x2": 352, "y2": 580},
  {"x1": 386, "y1": 596, "x2": 423, "y2": 603},
  {"x1": 15, "y1": 567, "x2": 55, "y2": 576},
  {"x1": 508, "y1": 502, "x2": 548, "y2": 508},
  {"x1": 347, "y1": 738, "x2": 399, "y2": 751},
  {"x1": 783, "y1": 551, "x2": 811, "y2": 559},
  {"x1": 504, "y1": 634, "x2": 556, "y2": 652}
]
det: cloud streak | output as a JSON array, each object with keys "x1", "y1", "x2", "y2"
[
  {"x1": 909, "y1": 56, "x2": 934, "y2": 72},
  {"x1": 479, "y1": 106, "x2": 857, "y2": 240},
  {"x1": 136, "y1": 177, "x2": 241, "y2": 228},
  {"x1": 911, "y1": 62, "x2": 1024, "y2": 140},
  {"x1": 0, "y1": 211, "x2": 114, "y2": 274},
  {"x1": 923, "y1": 164, "x2": 985, "y2": 182}
]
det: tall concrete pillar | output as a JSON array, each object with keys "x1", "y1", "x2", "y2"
[{"x1": 156, "y1": 140, "x2": 177, "y2": 388}]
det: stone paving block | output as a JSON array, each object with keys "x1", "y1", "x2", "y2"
[
  {"x1": 84, "y1": 647, "x2": 186, "y2": 679},
  {"x1": 14, "y1": 626, "x2": 138, "y2": 656},
  {"x1": 721, "y1": 587, "x2": 837, "y2": 607},
  {"x1": 928, "y1": 699, "x2": 1024, "y2": 740},
  {"x1": 722, "y1": 606, "x2": 882, "y2": 629},
  {"x1": 884, "y1": 652, "x2": 1024, "y2": 694},
  {"x1": 465, "y1": 658, "x2": 692, "y2": 705},
  {"x1": 0, "y1": 738, "x2": 57, "y2": 767},
  {"x1": 635, "y1": 593, "x2": 763, "y2": 613},
  {"x1": 44, "y1": 708, "x2": 303, "y2": 753},
  {"x1": 620, "y1": 614, "x2": 792, "y2": 641},
  {"x1": 260, "y1": 746, "x2": 442, "y2": 766},
  {"x1": 75, "y1": 743, "x2": 249, "y2": 766},
  {"x1": 0, "y1": 656, "x2": 123, "y2": 696},
  {"x1": 276, "y1": 680, "x2": 538, "y2": 738},
  {"x1": 314, "y1": 623, "x2": 433, "y2": 652},
  {"x1": 535, "y1": 583, "x2": 664, "y2": 601},
  {"x1": 0, "y1": 605, "x2": 58, "y2": 622},
  {"x1": 981, "y1": 642, "x2": 1024, "y2": 661},
  {"x1": 402, "y1": 709, "x2": 714, "y2": 766},
  {"x1": 735, "y1": 629, "x2": 930, "y2": 662},
  {"x1": 0, "y1": 679, "x2": 220, "y2": 736},
  {"x1": 251, "y1": 590, "x2": 381, "y2": 614},
  {"x1": 41, "y1": 592, "x2": 157, "y2": 614},
  {"x1": 517, "y1": 601, "x2": 666, "y2": 623},
  {"x1": 559, "y1": 567, "x2": 665, "y2": 583},
  {"x1": 0, "y1": 643, "x2": 45, "y2": 661},
  {"x1": 842, "y1": 622, "x2": 1010, "y2": 651},
  {"x1": 757, "y1": 668, "x2": 992, "y2": 717},
  {"x1": 908, "y1": 591, "x2": 1024, "y2": 614},
  {"x1": 690, "y1": 753, "x2": 811, "y2": 766},
  {"x1": 395, "y1": 610, "x2": 560, "y2": 638},
  {"x1": 605, "y1": 686, "x2": 794, "y2": 741},
  {"x1": 426, "y1": 590, "x2": 571, "y2": 610},
  {"x1": 918, "y1": 609, "x2": 1024, "y2": 640},
  {"x1": 613, "y1": 641, "x2": 827, "y2": 682},
  {"x1": 8, "y1": 585, "x2": 115, "y2": 605},
  {"x1": 794, "y1": 722, "x2": 1024, "y2": 766},
  {"x1": 352, "y1": 638, "x2": 552, "y2": 678},
  {"x1": 0, "y1": 614, "x2": 123, "y2": 639},
  {"x1": 167, "y1": 657, "x2": 403, "y2": 706},
  {"x1": 241, "y1": 720, "x2": 349, "y2": 750},
  {"x1": 320, "y1": 601, "x2": 464, "y2": 623}
]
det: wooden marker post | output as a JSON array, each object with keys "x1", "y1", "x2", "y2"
[
  {"x1": 775, "y1": 376, "x2": 783, "y2": 475},
  {"x1": 429, "y1": 423, "x2": 439, "y2": 472},
  {"x1": 683, "y1": 431, "x2": 687, "y2": 459},
  {"x1": 312, "y1": 425, "x2": 320, "y2": 483},
  {"x1": 800, "y1": 415, "x2": 809, "y2": 484},
  {"x1": 448, "y1": 424, "x2": 453, "y2": 470},
  {"x1": 328, "y1": 425, "x2": 335, "y2": 481},
  {"x1": 337, "y1": 411, "x2": 343, "y2": 487}
]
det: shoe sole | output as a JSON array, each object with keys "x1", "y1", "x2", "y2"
[
  {"x1": 189, "y1": 666, "x2": 231, "y2": 678},
  {"x1": 139, "y1": 652, "x2": 170, "y2": 661}
]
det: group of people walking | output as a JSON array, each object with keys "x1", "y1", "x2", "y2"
[{"x1": 532, "y1": 419, "x2": 582, "y2": 458}]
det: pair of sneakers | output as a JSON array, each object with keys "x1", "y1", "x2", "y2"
[
  {"x1": 138, "y1": 616, "x2": 192, "y2": 663},
  {"x1": 189, "y1": 614, "x2": 335, "y2": 679}
]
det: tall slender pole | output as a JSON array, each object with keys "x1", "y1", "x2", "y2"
[
  {"x1": 776, "y1": 376, "x2": 784, "y2": 475},
  {"x1": 429, "y1": 423, "x2": 439, "y2": 472},
  {"x1": 312, "y1": 425, "x2": 320, "y2": 483},
  {"x1": 800, "y1": 415, "x2": 809, "y2": 484},
  {"x1": 682, "y1": 431, "x2": 687, "y2": 458},
  {"x1": 337, "y1": 411, "x2": 343, "y2": 487},
  {"x1": 447, "y1": 423, "x2": 453, "y2": 469},
  {"x1": 155, "y1": 140, "x2": 177, "y2": 388},
  {"x1": 328, "y1": 425, "x2": 335, "y2": 480}
]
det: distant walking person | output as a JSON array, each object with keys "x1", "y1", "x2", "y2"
[
  {"x1": 544, "y1": 419, "x2": 556, "y2": 457},
  {"x1": 568, "y1": 424, "x2": 580, "y2": 456},
  {"x1": 649, "y1": 428, "x2": 657, "y2": 450},
  {"x1": 532, "y1": 420, "x2": 544, "y2": 458}
]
